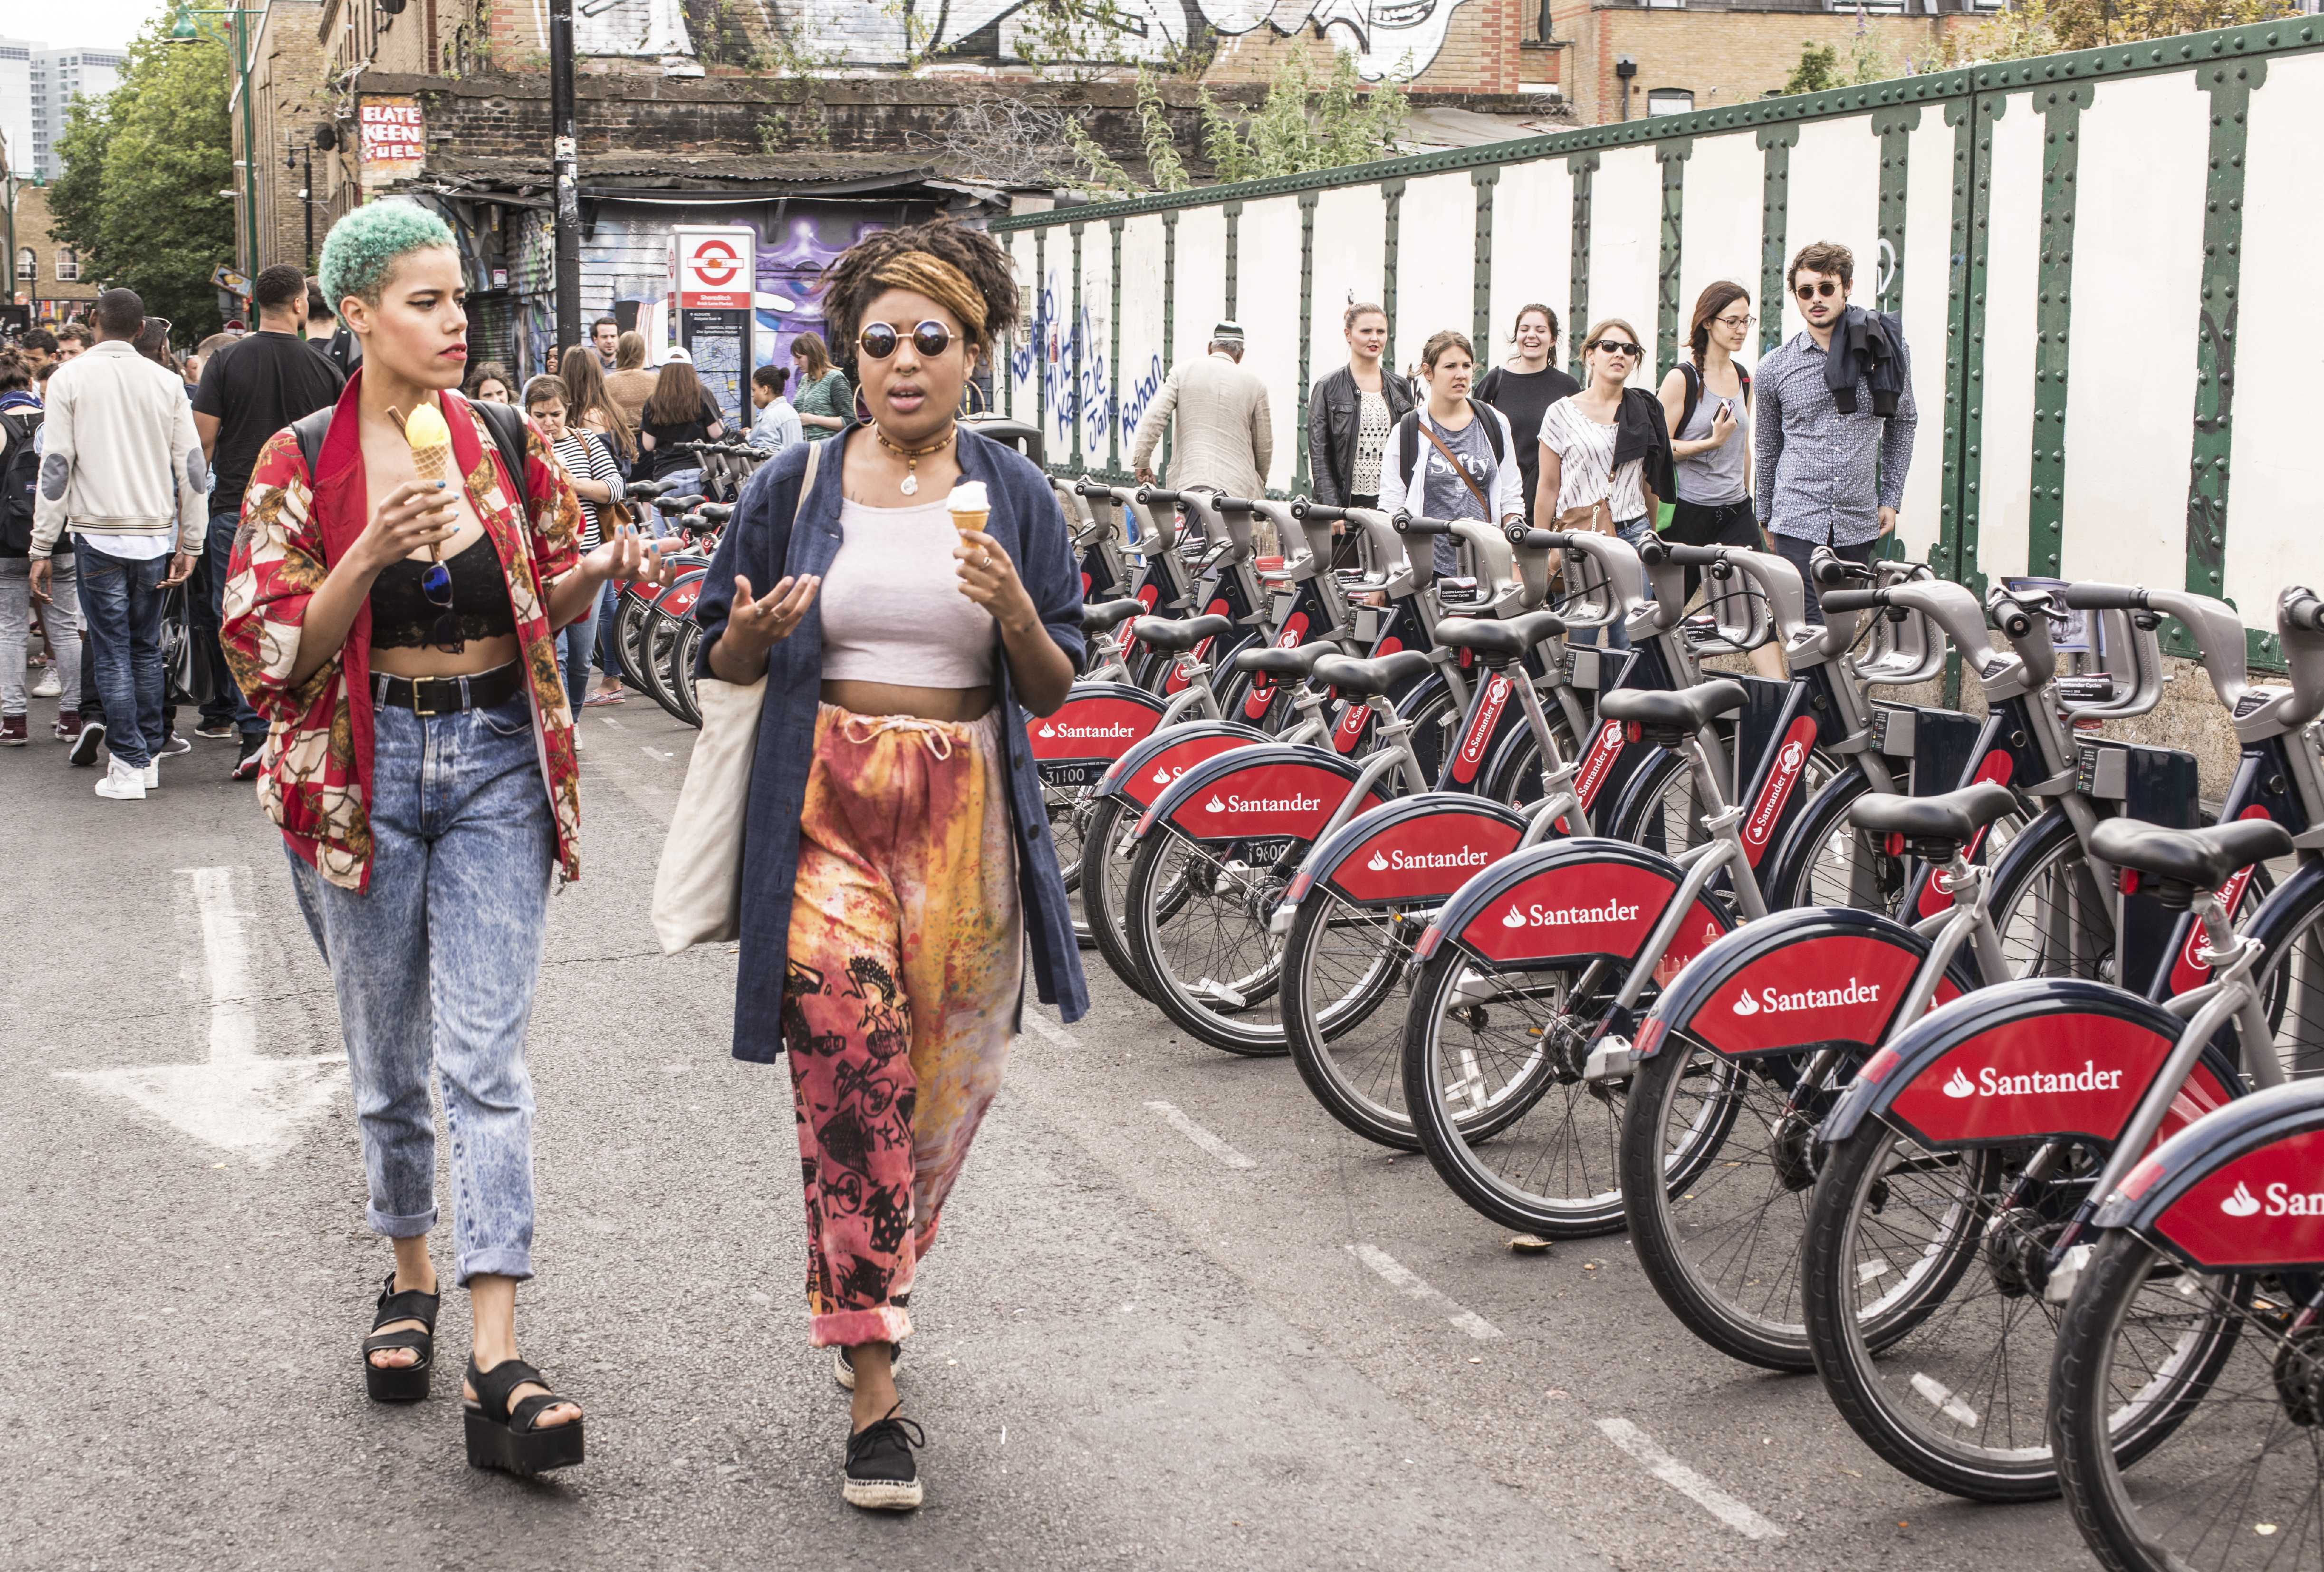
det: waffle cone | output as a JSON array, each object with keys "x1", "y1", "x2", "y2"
[
  {"x1": 410, "y1": 441, "x2": 453, "y2": 485},
  {"x1": 949, "y1": 507, "x2": 988, "y2": 536}
]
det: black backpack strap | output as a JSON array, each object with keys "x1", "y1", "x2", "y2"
[
  {"x1": 470, "y1": 398, "x2": 533, "y2": 511},
  {"x1": 1397, "y1": 412, "x2": 1418, "y2": 494},
  {"x1": 291, "y1": 406, "x2": 333, "y2": 482},
  {"x1": 1483, "y1": 407, "x2": 1503, "y2": 464},
  {"x1": 1677, "y1": 360, "x2": 1703, "y2": 439}
]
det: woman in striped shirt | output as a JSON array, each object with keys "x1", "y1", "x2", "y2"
[{"x1": 524, "y1": 376, "x2": 624, "y2": 718}]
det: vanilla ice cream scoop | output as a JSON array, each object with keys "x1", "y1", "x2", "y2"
[{"x1": 948, "y1": 480, "x2": 990, "y2": 515}]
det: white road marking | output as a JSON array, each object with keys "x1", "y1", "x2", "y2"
[
  {"x1": 1145, "y1": 1101, "x2": 1257, "y2": 1169},
  {"x1": 1594, "y1": 1418, "x2": 1786, "y2": 1540},
  {"x1": 641, "y1": 745, "x2": 675, "y2": 761},
  {"x1": 1023, "y1": 1013, "x2": 1074, "y2": 1047},
  {"x1": 58, "y1": 868, "x2": 341, "y2": 1165},
  {"x1": 1346, "y1": 1244, "x2": 1502, "y2": 1340}
]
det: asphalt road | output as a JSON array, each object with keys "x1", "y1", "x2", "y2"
[{"x1": 0, "y1": 698, "x2": 2110, "y2": 1572}]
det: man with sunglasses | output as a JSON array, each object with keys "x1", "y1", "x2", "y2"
[{"x1": 1753, "y1": 241, "x2": 1918, "y2": 623}]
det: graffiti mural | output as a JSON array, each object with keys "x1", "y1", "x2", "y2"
[
  {"x1": 594, "y1": 0, "x2": 1471, "y2": 82},
  {"x1": 1006, "y1": 262, "x2": 1171, "y2": 462}
]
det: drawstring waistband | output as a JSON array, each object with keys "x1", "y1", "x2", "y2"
[{"x1": 839, "y1": 712, "x2": 957, "y2": 760}]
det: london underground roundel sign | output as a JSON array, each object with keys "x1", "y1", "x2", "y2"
[{"x1": 679, "y1": 235, "x2": 750, "y2": 308}]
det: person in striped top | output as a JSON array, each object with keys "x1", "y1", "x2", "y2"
[{"x1": 524, "y1": 376, "x2": 623, "y2": 718}]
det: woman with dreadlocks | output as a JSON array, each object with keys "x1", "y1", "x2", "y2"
[{"x1": 691, "y1": 218, "x2": 1087, "y2": 1511}]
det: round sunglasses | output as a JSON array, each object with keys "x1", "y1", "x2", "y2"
[{"x1": 857, "y1": 320, "x2": 958, "y2": 361}]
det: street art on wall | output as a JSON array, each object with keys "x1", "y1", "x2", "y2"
[{"x1": 579, "y1": 0, "x2": 1468, "y2": 81}]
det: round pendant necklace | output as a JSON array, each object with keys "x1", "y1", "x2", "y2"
[{"x1": 875, "y1": 423, "x2": 956, "y2": 496}]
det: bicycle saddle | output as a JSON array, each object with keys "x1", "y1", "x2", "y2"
[
  {"x1": 1081, "y1": 598, "x2": 1146, "y2": 636},
  {"x1": 1312, "y1": 650, "x2": 1433, "y2": 697},
  {"x1": 1598, "y1": 680, "x2": 1748, "y2": 735},
  {"x1": 1133, "y1": 614, "x2": 1233, "y2": 652},
  {"x1": 661, "y1": 494, "x2": 706, "y2": 511},
  {"x1": 1435, "y1": 609, "x2": 1567, "y2": 662},
  {"x1": 2088, "y1": 817, "x2": 2292, "y2": 897},
  {"x1": 1231, "y1": 642, "x2": 1336, "y2": 679},
  {"x1": 696, "y1": 503, "x2": 733, "y2": 524},
  {"x1": 1848, "y1": 781, "x2": 2018, "y2": 845}
]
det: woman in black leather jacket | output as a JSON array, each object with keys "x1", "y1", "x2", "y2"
[{"x1": 1305, "y1": 303, "x2": 1415, "y2": 517}]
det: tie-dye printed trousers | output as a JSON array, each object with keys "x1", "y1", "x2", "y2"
[{"x1": 782, "y1": 702, "x2": 1022, "y2": 1350}]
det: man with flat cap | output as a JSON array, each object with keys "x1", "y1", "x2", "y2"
[{"x1": 1129, "y1": 320, "x2": 1273, "y2": 527}]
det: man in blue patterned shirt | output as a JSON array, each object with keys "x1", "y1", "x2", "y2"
[{"x1": 1754, "y1": 241, "x2": 1918, "y2": 623}]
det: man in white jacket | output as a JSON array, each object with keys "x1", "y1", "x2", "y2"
[{"x1": 29, "y1": 289, "x2": 207, "y2": 801}]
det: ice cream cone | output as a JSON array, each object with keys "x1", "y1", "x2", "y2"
[
  {"x1": 394, "y1": 405, "x2": 456, "y2": 560},
  {"x1": 948, "y1": 479, "x2": 990, "y2": 540}
]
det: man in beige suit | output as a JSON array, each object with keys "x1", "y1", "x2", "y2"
[{"x1": 1129, "y1": 320, "x2": 1273, "y2": 501}]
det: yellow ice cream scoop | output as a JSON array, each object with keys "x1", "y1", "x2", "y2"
[{"x1": 403, "y1": 403, "x2": 453, "y2": 483}]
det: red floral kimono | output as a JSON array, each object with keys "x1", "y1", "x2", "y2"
[{"x1": 221, "y1": 376, "x2": 586, "y2": 892}]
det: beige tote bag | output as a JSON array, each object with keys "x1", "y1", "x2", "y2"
[{"x1": 650, "y1": 441, "x2": 820, "y2": 955}]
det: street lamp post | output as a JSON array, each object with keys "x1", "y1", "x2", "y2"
[{"x1": 169, "y1": 2, "x2": 263, "y2": 278}]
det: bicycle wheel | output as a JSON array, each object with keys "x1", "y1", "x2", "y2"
[
  {"x1": 2238, "y1": 871, "x2": 2324, "y2": 1083},
  {"x1": 1803, "y1": 1118, "x2": 2099, "y2": 1500},
  {"x1": 2053, "y1": 1233, "x2": 2278, "y2": 1572},
  {"x1": 614, "y1": 590, "x2": 654, "y2": 693},
  {"x1": 640, "y1": 607, "x2": 689, "y2": 722},
  {"x1": 1401, "y1": 946, "x2": 1640, "y2": 1237},
  {"x1": 1622, "y1": 1040, "x2": 1848, "y2": 1369},
  {"x1": 1482, "y1": 705, "x2": 1581, "y2": 811},
  {"x1": 1043, "y1": 773, "x2": 1095, "y2": 946},
  {"x1": 670, "y1": 621, "x2": 703, "y2": 727},
  {"x1": 1081, "y1": 795, "x2": 1156, "y2": 999},
  {"x1": 1765, "y1": 772, "x2": 1912, "y2": 916},
  {"x1": 1123, "y1": 826, "x2": 1299, "y2": 1055},
  {"x1": 1283, "y1": 887, "x2": 1433, "y2": 1149}
]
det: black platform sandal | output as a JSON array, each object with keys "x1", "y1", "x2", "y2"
[
  {"x1": 362, "y1": 1271, "x2": 440, "y2": 1403},
  {"x1": 462, "y1": 1357, "x2": 586, "y2": 1476}
]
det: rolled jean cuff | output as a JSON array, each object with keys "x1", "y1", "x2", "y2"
[
  {"x1": 455, "y1": 1246, "x2": 535, "y2": 1287},
  {"x1": 809, "y1": 1305, "x2": 912, "y2": 1350},
  {"x1": 367, "y1": 1201, "x2": 439, "y2": 1239}
]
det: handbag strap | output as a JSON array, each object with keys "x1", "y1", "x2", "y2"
[{"x1": 1416, "y1": 416, "x2": 1494, "y2": 518}]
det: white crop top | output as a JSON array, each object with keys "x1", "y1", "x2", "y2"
[{"x1": 819, "y1": 497, "x2": 998, "y2": 687}]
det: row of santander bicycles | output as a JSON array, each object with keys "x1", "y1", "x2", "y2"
[
  {"x1": 601, "y1": 439, "x2": 765, "y2": 725},
  {"x1": 1036, "y1": 473, "x2": 2324, "y2": 1572}
]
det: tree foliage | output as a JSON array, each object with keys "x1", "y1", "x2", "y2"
[
  {"x1": 1940, "y1": 0, "x2": 2296, "y2": 63},
  {"x1": 43, "y1": 20, "x2": 235, "y2": 339}
]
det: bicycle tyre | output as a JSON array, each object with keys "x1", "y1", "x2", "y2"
[
  {"x1": 640, "y1": 605, "x2": 689, "y2": 723},
  {"x1": 1399, "y1": 944, "x2": 1634, "y2": 1237},
  {"x1": 2052, "y1": 1232, "x2": 2264, "y2": 1572},
  {"x1": 1763, "y1": 771, "x2": 1910, "y2": 916},
  {"x1": 1283, "y1": 887, "x2": 1431, "y2": 1149},
  {"x1": 670, "y1": 620, "x2": 703, "y2": 727},
  {"x1": 1124, "y1": 824, "x2": 1299, "y2": 1056},
  {"x1": 1081, "y1": 795, "x2": 1155, "y2": 999}
]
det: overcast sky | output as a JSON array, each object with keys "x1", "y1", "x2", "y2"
[{"x1": 15, "y1": 0, "x2": 178, "y2": 55}]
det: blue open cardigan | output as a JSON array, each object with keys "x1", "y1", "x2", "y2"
[{"x1": 691, "y1": 425, "x2": 1092, "y2": 1063}]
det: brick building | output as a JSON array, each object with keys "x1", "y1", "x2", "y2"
[
  {"x1": 1545, "y1": 0, "x2": 1993, "y2": 126},
  {"x1": 10, "y1": 180, "x2": 97, "y2": 325},
  {"x1": 236, "y1": 0, "x2": 335, "y2": 276}
]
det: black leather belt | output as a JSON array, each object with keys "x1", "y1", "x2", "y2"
[{"x1": 371, "y1": 662, "x2": 525, "y2": 715}]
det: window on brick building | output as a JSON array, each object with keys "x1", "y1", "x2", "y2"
[
  {"x1": 55, "y1": 249, "x2": 79, "y2": 282},
  {"x1": 1647, "y1": 89, "x2": 1694, "y2": 116},
  {"x1": 1646, "y1": 0, "x2": 1685, "y2": 9},
  {"x1": 14, "y1": 248, "x2": 34, "y2": 282}
]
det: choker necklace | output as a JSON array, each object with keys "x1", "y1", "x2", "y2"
[{"x1": 875, "y1": 423, "x2": 956, "y2": 496}]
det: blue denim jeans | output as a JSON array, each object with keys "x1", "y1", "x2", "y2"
[
  {"x1": 202, "y1": 512, "x2": 262, "y2": 735},
  {"x1": 77, "y1": 545, "x2": 169, "y2": 768},
  {"x1": 593, "y1": 580, "x2": 621, "y2": 684},
  {"x1": 1572, "y1": 516, "x2": 1655, "y2": 655},
  {"x1": 556, "y1": 590, "x2": 600, "y2": 714},
  {"x1": 285, "y1": 687, "x2": 556, "y2": 1284},
  {"x1": 651, "y1": 468, "x2": 703, "y2": 534}
]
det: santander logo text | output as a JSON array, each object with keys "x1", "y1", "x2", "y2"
[
  {"x1": 1936, "y1": 1060, "x2": 2126, "y2": 1099},
  {"x1": 1365, "y1": 846, "x2": 1491, "y2": 874},
  {"x1": 1040, "y1": 721, "x2": 1137, "y2": 740},
  {"x1": 1500, "y1": 899, "x2": 1641, "y2": 929},
  {"x1": 1730, "y1": 976, "x2": 1882, "y2": 1017},
  {"x1": 1743, "y1": 730, "x2": 1814, "y2": 853},
  {"x1": 2218, "y1": 1180, "x2": 2324, "y2": 1218},
  {"x1": 1205, "y1": 793, "x2": 1324, "y2": 814}
]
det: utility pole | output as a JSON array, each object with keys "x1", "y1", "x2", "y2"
[{"x1": 548, "y1": 0, "x2": 581, "y2": 354}]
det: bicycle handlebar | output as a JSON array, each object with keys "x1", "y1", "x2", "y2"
[
  {"x1": 2060, "y1": 582, "x2": 2149, "y2": 613},
  {"x1": 1291, "y1": 500, "x2": 1350, "y2": 523},
  {"x1": 1635, "y1": 539, "x2": 1726, "y2": 569},
  {"x1": 1210, "y1": 495, "x2": 1260, "y2": 513},
  {"x1": 1508, "y1": 526, "x2": 1585, "y2": 551},
  {"x1": 1391, "y1": 511, "x2": 1455, "y2": 536},
  {"x1": 1814, "y1": 554, "x2": 1877, "y2": 587},
  {"x1": 2288, "y1": 593, "x2": 2324, "y2": 634},
  {"x1": 1819, "y1": 588, "x2": 1884, "y2": 615},
  {"x1": 1073, "y1": 480, "x2": 1118, "y2": 499},
  {"x1": 1136, "y1": 486, "x2": 1187, "y2": 507}
]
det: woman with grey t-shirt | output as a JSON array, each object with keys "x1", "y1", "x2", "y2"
[{"x1": 1375, "y1": 330, "x2": 1525, "y2": 576}]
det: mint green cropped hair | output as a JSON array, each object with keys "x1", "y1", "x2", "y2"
[{"x1": 317, "y1": 201, "x2": 459, "y2": 311}]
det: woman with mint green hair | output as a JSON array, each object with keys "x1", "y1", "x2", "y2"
[{"x1": 222, "y1": 199, "x2": 671, "y2": 1476}]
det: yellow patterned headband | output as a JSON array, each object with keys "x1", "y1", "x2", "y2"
[{"x1": 868, "y1": 251, "x2": 990, "y2": 343}]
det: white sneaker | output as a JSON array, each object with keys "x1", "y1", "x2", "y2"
[
  {"x1": 30, "y1": 670, "x2": 60, "y2": 698},
  {"x1": 95, "y1": 758, "x2": 147, "y2": 800},
  {"x1": 143, "y1": 759, "x2": 161, "y2": 789}
]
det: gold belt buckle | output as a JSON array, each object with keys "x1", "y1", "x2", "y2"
[{"x1": 410, "y1": 677, "x2": 438, "y2": 717}]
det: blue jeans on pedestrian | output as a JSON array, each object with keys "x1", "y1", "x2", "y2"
[
  {"x1": 285, "y1": 687, "x2": 556, "y2": 1284},
  {"x1": 593, "y1": 580, "x2": 622, "y2": 687},
  {"x1": 650, "y1": 468, "x2": 703, "y2": 535},
  {"x1": 1571, "y1": 516, "x2": 1656, "y2": 655},
  {"x1": 77, "y1": 545, "x2": 169, "y2": 769},
  {"x1": 202, "y1": 512, "x2": 263, "y2": 736},
  {"x1": 556, "y1": 589, "x2": 600, "y2": 714}
]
